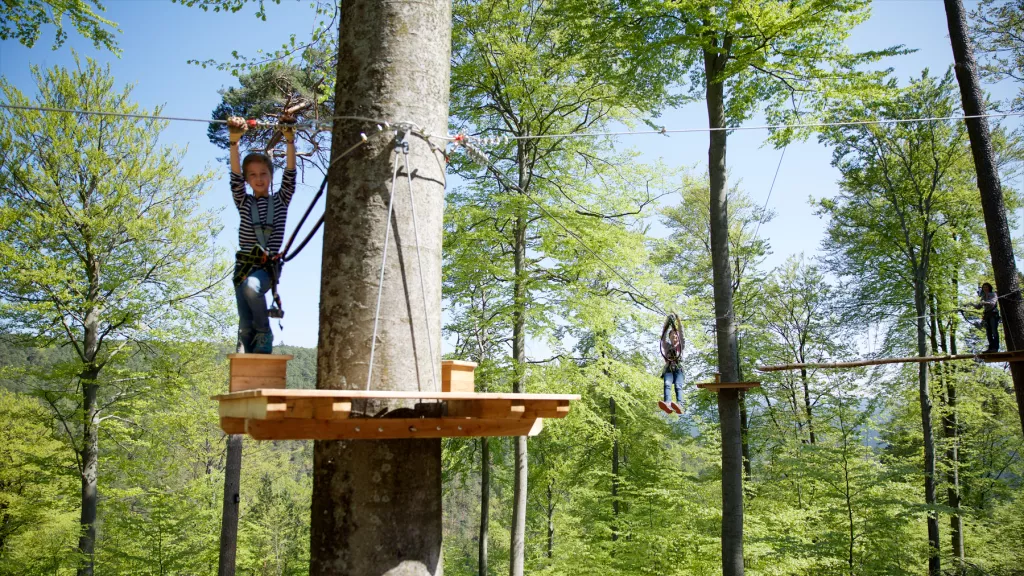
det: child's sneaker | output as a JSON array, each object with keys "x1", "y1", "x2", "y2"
[
  {"x1": 657, "y1": 401, "x2": 673, "y2": 414},
  {"x1": 671, "y1": 402, "x2": 683, "y2": 414},
  {"x1": 252, "y1": 331, "x2": 273, "y2": 354}
]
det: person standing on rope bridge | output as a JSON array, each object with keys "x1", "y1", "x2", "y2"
[
  {"x1": 976, "y1": 282, "x2": 1001, "y2": 353},
  {"x1": 227, "y1": 115, "x2": 297, "y2": 354},
  {"x1": 659, "y1": 314, "x2": 685, "y2": 414}
]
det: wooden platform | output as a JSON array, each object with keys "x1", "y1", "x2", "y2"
[
  {"x1": 213, "y1": 389, "x2": 580, "y2": 440},
  {"x1": 695, "y1": 373, "x2": 761, "y2": 392},
  {"x1": 757, "y1": 350, "x2": 1024, "y2": 373}
]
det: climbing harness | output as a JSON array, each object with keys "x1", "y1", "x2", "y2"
[{"x1": 660, "y1": 313, "x2": 685, "y2": 373}]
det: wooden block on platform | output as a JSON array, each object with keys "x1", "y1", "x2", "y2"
[
  {"x1": 442, "y1": 360, "x2": 477, "y2": 393},
  {"x1": 228, "y1": 353, "x2": 294, "y2": 392}
]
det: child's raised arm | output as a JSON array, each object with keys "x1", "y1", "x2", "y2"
[
  {"x1": 227, "y1": 116, "x2": 248, "y2": 174},
  {"x1": 279, "y1": 114, "x2": 296, "y2": 170}
]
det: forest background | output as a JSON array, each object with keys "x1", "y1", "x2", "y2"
[{"x1": 1, "y1": 0, "x2": 1024, "y2": 575}]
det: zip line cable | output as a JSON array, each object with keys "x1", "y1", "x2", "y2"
[{"x1": 3, "y1": 102, "x2": 1023, "y2": 142}]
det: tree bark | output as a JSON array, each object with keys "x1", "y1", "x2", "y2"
[
  {"x1": 479, "y1": 438, "x2": 489, "y2": 576},
  {"x1": 735, "y1": 346, "x2": 752, "y2": 479},
  {"x1": 944, "y1": 0, "x2": 1024, "y2": 436},
  {"x1": 705, "y1": 40, "x2": 744, "y2": 576},
  {"x1": 77, "y1": 371, "x2": 99, "y2": 576},
  {"x1": 914, "y1": 278, "x2": 941, "y2": 576},
  {"x1": 611, "y1": 396, "x2": 619, "y2": 542},
  {"x1": 311, "y1": 1, "x2": 451, "y2": 574},
  {"x1": 218, "y1": 434, "x2": 244, "y2": 576},
  {"x1": 545, "y1": 480, "x2": 554, "y2": 559},
  {"x1": 937, "y1": 297, "x2": 966, "y2": 573},
  {"x1": 509, "y1": 142, "x2": 529, "y2": 576}
]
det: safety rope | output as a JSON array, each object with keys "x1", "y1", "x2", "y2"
[
  {"x1": 366, "y1": 141, "x2": 404, "y2": 391},
  {"x1": 401, "y1": 135, "x2": 440, "y2": 393}
]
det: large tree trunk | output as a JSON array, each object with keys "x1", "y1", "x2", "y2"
[
  {"x1": 218, "y1": 434, "x2": 243, "y2": 576},
  {"x1": 77, "y1": 369, "x2": 99, "y2": 576},
  {"x1": 509, "y1": 143, "x2": 529, "y2": 576},
  {"x1": 944, "y1": 0, "x2": 1024, "y2": 436},
  {"x1": 310, "y1": 1, "x2": 451, "y2": 574},
  {"x1": 479, "y1": 438, "x2": 489, "y2": 576},
  {"x1": 705, "y1": 42, "x2": 744, "y2": 576},
  {"x1": 914, "y1": 278, "x2": 941, "y2": 576}
]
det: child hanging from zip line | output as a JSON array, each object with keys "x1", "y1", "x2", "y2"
[
  {"x1": 659, "y1": 313, "x2": 685, "y2": 415},
  {"x1": 226, "y1": 114, "x2": 297, "y2": 354}
]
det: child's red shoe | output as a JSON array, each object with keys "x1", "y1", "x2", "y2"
[
  {"x1": 671, "y1": 402, "x2": 683, "y2": 414},
  {"x1": 658, "y1": 401, "x2": 673, "y2": 414}
]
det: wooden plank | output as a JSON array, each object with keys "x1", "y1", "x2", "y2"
[
  {"x1": 212, "y1": 389, "x2": 580, "y2": 402},
  {"x1": 312, "y1": 398, "x2": 352, "y2": 420},
  {"x1": 218, "y1": 397, "x2": 287, "y2": 420},
  {"x1": 696, "y1": 382, "x2": 762, "y2": 391},
  {"x1": 757, "y1": 350, "x2": 1024, "y2": 372},
  {"x1": 516, "y1": 399, "x2": 571, "y2": 419},
  {"x1": 220, "y1": 417, "x2": 246, "y2": 435},
  {"x1": 243, "y1": 416, "x2": 544, "y2": 440},
  {"x1": 448, "y1": 399, "x2": 524, "y2": 419}
]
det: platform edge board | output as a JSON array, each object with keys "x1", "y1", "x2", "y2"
[
  {"x1": 696, "y1": 382, "x2": 762, "y2": 391},
  {"x1": 212, "y1": 389, "x2": 581, "y2": 401},
  {"x1": 238, "y1": 416, "x2": 545, "y2": 440}
]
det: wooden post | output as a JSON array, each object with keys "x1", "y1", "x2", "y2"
[{"x1": 310, "y1": 1, "x2": 451, "y2": 574}]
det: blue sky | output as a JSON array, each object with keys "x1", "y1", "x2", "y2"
[{"x1": 1, "y1": 0, "x2": 1019, "y2": 349}]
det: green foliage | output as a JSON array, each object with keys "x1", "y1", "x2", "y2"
[
  {"x1": 972, "y1": 0, "x2": 1024, "y2": 110},
  {"x1": 0, "y1": 389, "x2": 78, "y2": 575},
  {"x1": 0, "y1": 0, "x2": 119, "y2": 52},
  {"x1": 0, "y1": 56, "x2": 230, "y2": 356}
]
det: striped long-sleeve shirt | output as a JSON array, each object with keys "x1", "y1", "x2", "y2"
[{"x1": 231, "y1": 169, "x2": 297, "y2": 255}]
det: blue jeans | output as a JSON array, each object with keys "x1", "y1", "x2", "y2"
[
  {"x1": 663, "y1": 369, "x2": 684, "y2": 403},
  {"x1": 236, "y1": 269, "x2": 271, "y2": 352},
  {"x1": 985, "y1": 313, "x2": 1000, "y2": 352}
]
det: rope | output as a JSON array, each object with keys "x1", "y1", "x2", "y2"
[
  {"x1": 402, "y1": 140, "x2": 441, "y2": 392},
  {"x1": 280, "y1": 133, "x2": 372, "y2": 261},
  {"x1": 4, "y1": 102, "x2": 1022, "y2": 141},
  {"x1": 365, "y1": 142, "x2": 403, "y2": 391}
]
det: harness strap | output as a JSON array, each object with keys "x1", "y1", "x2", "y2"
[{"x1": 249, "y1": 195, "x2": 275, "y2": 250}]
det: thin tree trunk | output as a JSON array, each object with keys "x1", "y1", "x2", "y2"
[
  {"x1": 310, "y1": 1, "x2": 451, "y2": 574},
  {"x1": 509, "y1": 142, "x2": 529, "y2": 576},
  {"x1": 611, "y1": 396, "x2": 619, "y2": 542},
  {"x1": 704, "y1": 38, "x2": 744, "y2": 576},
  {"x1": 479, "y1": 438, "x2": 489, "y2": 576},
  {"x1": 915, "y1": 278, "x2": 941, "y2": 576},
  {"x1": 219, "y1": 339, "x2": 246, "y2": 576},
  {"x1": 936, "y1": 296, "x2": 966, "y2": 573},
  {"x1": 800, "y1": 366, "x2": 815, "y2": 444},
  {"x1": 944, "y1": 0, "x2": 1024, "y2": 436},
  {"x1": 218, "y1": 434, "x2": 243, "y2": 576},
  {"x1": 546, "y1": 480, "x2": 554, "y2": 559},
  {"x1": 736, "y1": 345, "x2": 752, "y2": 479},
  {"x1": 77, "y1": 371, "x2": 99, "y2": 576}
]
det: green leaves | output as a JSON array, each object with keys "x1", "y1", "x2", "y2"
[{"x1": 0, "y1": 0, "x2": 120, "y2": 53}]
